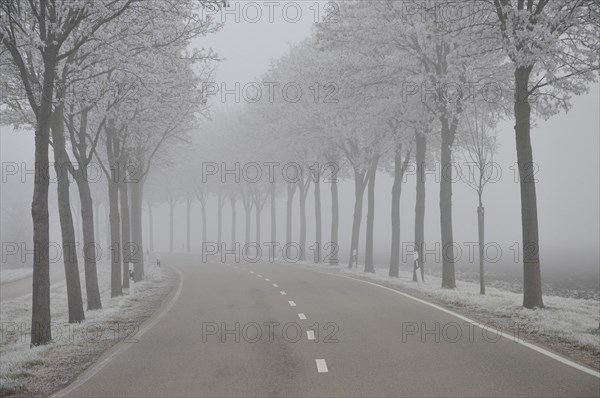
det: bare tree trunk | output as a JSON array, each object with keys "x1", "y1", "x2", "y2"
[
  {"x1": 348, "y1": 168, "x2": 367, "y2": 269},
  {"x1": 51, "y1": 117, "x2": 85, "y2": 323},
  {"x1": 389, "y1": 146, "x2": 403, "y2": 278},
  {"x1": 314, "y1": 171, "x2": 322, "y2": 263},
  {"x1": 119, "y1": 162, "x2": 131, "y2": 289},
  {"x1": 74, "y1": 173, "x2": 102, "y2": 310},
  {"x1": 330, "y1": 178, "x2": 339, "y2": 264},
  {"x1": 477, "y1": 204, "x2": 485, "y2": 295},
  {"x1": 256, "y1": 204, "x2": 261, "y2": 246},
  {"x1": 106, "y1": 130, "x2": 122, "y2": 298},
  {"x1": 130, "y1": 180, "x2": 144, "y2": 282},
  {"x1": 270, "y1": 182, "x2": 276, "y2": 244},
  {"x1": 105, "y1": 203, "x2": 110, "y2": 254},
  {"x1": 29, "y1": 51, "x2": 57, "y2": 346},
  {"x1": 413, "y1": 131, "x2": 426, "y2": 282},
  {"x1": 93, "y1": 201, "x2": 100, "y2": 251},
  {"x1": 364, "y1": 156, "x2": 379, "y2": 273},
  {"x1": 244, "y1": 204, "x2": 251, "y2": 245},
  {"x1": 286, "y1": 182, "x2": 296, "y2": 245},
  {"x1": 515, "y1": 66, "x2": 544, "y2": 308},
  {"x1": 73, "y1": 201, "x2": 82, "y2": 246},
  {"x1": 298, "y1": 174, "x2": 310, "y2": 262},
  {"x1": 440, "y1": 118, "x2": 456, "y2": 289}
]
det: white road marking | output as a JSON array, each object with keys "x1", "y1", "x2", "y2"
[
  {"x1": 288, "y1": 301, "x2": 296, "y2": 307},
  {"x1": 257, "y1": 274, "x2": 262, "y2": 278},
  {"x1": 299, "y1": 264, "x2": 600, "y2": 379},
  {"x1": 272, "y1": 283, "x2": 278, "y2": 288},
  {"x1": 298, "y1": 313, "x2": 307, "y2": 320},
  {"x1": 307, "y1": 330, "x2": 315, "y2": 340},
  {"x1": 316, "y1": 359, "x2": 328, "y2": 373},
  {"x1": 52, "y1": 266, "x2": 186, "y2": 397},
  {"x1": 250, "y1": 271, "x2": 254, "y2": 274},
  {"x1": 265, "y1": 278, "x2": 270, "y2": 281},
  {"x1": 280, "y1": 291, "x2": 287, "y2": 295}
]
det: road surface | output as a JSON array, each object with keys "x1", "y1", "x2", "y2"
[{"x1": 58, "y1": 254, "x2": 599, "y2": 397}]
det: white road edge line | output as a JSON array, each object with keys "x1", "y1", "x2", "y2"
[
  {"x1": 298, "y1": 313, "x2": 307, "y2": 320},
  {"x1": 52, "y1": 266, "x2": 186, "y2": 397},
  {"x1": 316, "y1": 359, "x2": 328, "y2": 373},
  {"x1": 288, "y1": 301, "x2": 296, "y2": 307},
  {"x1": 299, "y1": 265, "x2": 600, "y2": 379},
  {"x1": 307, "y1": 330, "x2": 315, "y2": 341}
]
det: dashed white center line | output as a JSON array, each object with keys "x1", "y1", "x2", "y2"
[
  {"x1": 288, "y1": 301, "x2": 296, "y2": 307},
  {"x1": 280, "y1": 291, "x2": 287, "y2": 295},
  {"x1": 265, "y1": 278, "x2": 270, "y2": 281},
  {"x1": 307, "y1": 330, "x2": 315, "y2": 341},
  {"x1": 298, "y1": 313, "x2": 307, "y2": 320},
  {"x1": 257, "y1": 275, "x2": 262, "y2": 278},
  {"x1": 250, "y1": 271, "x2": 254, "y2": 274},
  {"x1": 316, "y1": 359, "x2": 328, "y2": 373},
  {"x1": 272, "y1": 283, "x2": 278, "y2": 288}
]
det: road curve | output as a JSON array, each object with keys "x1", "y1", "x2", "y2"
[{"x1": 57, "y1": 254, "x2": 599, "y2": 397}]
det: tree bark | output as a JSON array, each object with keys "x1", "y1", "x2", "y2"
[
  {"x1": 478, "y1": 205, "x2": 485, "y2": 295},
  {"x1": 298, "y1": 176, "x2": 309, "y2": 261},
  {"x1": 270, "y1": 182, "x2": 276, "y2": 244},
  {"x1": 256, "y1": 204, "x2": 261, "y2": 246},
  {"x1": 51, "y1": 112, "x2": 86, "y2": 323},
  {"x1": 314, "y1": 169, "x2": 322, "y2": 263},
  {"x1": 364, "y1": 155, "x2": 379, "y2": 273},
  {"x1": 119, "y1": 159, "x2": 131, "y2": 289},
  {"x1": 440, "y1": 118, "x2": 456, "y2": 289},
  {"x1": 348, "y1": 168, "x2": 368, "y2": 269},
  {"x1": 330, "y1": 177, "x2": 339, "y2": 264},
  {"x1": 74, "y1": 172, "x2": 102, "y2": 310},
  {"x1": 413, "y1": 131, "x2": 426, "y2": 282},
  {"x1": 244, "y1": 202, "x2": 251, "y2": 245},
  {"x1": 106, "y1": 129, "x2": 122, "y2": 298},
  {"x1": 130, "y1": 180, "x2": 144, "y2": 282},
  {"x1": 29, "y1": 48, "x2": 57, "y2": 346},
  {"x1": 389, "y1": 145, "x2": 403, "y2": 278},
  {"x1": 286, "y1": 182, "x2": 296, "y2": 246},
  {"x1": 514, "y1": 66, "x2": 544, "y2": 308}
]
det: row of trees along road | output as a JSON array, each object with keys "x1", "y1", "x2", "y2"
[
  {"x1": 1, "y1": 0, "x2": 224, "y2": 346},
  {"x1": 1, "y1": 1, "x2": 598, "y2": 349},
  {"x1": 152, "y1": 0, "x2": 598, "y2": 311}
]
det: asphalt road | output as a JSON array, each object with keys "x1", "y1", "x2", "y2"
[{"x1": 58, "y1": 254, "x2": 600, "y2": 397}]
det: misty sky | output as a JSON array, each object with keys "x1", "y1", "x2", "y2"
[{"x1": 1, "y1": 1, "x2": 598, "y2": 272}]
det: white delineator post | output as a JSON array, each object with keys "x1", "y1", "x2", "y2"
[{"x1": 414, "y1": 251, "x2": 423, "y2": 285}]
